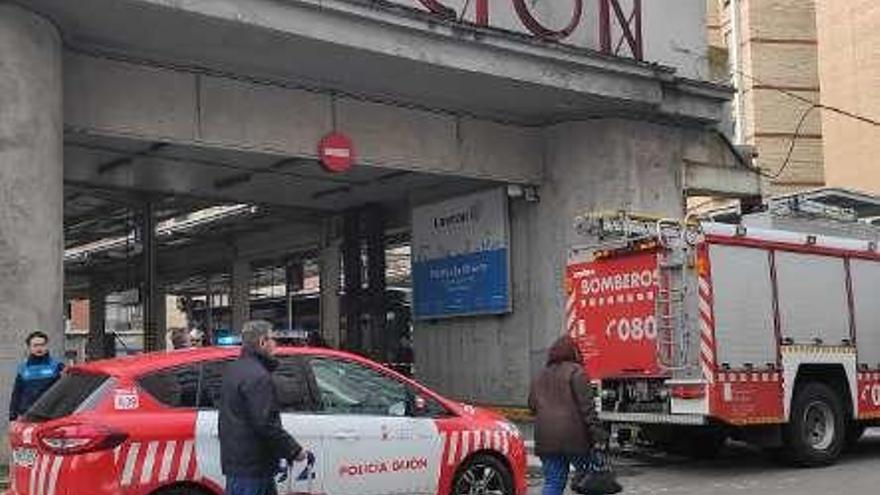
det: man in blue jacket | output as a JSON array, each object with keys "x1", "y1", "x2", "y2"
[{"x1": 9, "y1": 331, "x2": 64, "y2": 420}]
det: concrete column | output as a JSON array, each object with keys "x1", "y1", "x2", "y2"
[
  {"x1": 0, "y1": 3, "x2": 63, "y2": 441},
  {"x1": 364, "y1": 205, "x2": 387, "y2": 362},
  {"x1": 231, "y1": 260, "x2": 251, "y2": 332},
  {"x1": 141, "y1": 202, "x2": 160, "y2": 351},
  {"x1": 205, "y1": 278, "x2": 215, "y2": 340},
  {"x1": 155, "y1": 290, "x2": 167, "y2": 348},
  {"x1": 320, "y1": 244, "x2": 342, "y2": 348},
  {"x1": 342, "y1": 211, "x2": 363, "y2": 351},
  {"x1": 87, "y1": 284, "x2": 108, "y2": 361}
]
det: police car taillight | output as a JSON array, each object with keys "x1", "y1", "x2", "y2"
[{"x1": 38, "y1": 423, "x2": 128, "y2": 455}]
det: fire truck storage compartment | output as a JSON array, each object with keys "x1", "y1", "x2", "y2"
[
  {"x1": 775, "y1": 252, "x2": 851, "y2": 346},
  {"x1": 851, "y1": 259, "x2": 880, "y2": 367},
  {"x1": 709, "y1": 244, "x2": 777, "y2": 369}
]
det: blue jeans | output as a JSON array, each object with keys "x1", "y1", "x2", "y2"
[
  {"x1": 540, "y1": 455, "x2": 590, "y2": 495},
  {"x1": 225, "y1": 476, "x2": 278, "y2": 495}
]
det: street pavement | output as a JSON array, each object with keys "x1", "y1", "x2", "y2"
[{"x1": 528, "y1": 429, "x2": 880, "y2": 494}]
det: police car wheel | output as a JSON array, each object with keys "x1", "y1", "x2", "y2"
[{"x1": 452, "y1": 454, "x2": 513, "y2": 495}]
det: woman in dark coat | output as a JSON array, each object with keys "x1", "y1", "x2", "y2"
[{"x1": 529, "y1": 336, "x2": 606, "y2": 495}]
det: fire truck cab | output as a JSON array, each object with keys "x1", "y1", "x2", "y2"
[{"x1": 565, "y1": 205, "x2": 880, "y2": 466}]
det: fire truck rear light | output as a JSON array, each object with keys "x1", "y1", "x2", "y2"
[
  {"x1": 670, "y1": 384, "x2": 706, "y2": 400},
  {"x1": 38, "y1": 424, "x2": 128, "y2": 455},
  {"x1": 696, "y1": 257, "x2": 709, "y2": 276}
]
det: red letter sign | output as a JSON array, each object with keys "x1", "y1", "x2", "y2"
[
  {"x1": 599, "y1": 0, "x2": 643, "y2": 60},
  {"x1": 512, "y1": 0, "x2": 583, "y2": 40}
]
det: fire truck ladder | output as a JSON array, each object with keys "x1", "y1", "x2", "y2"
[{"x1": 655, "y1": 220, "x2": 692, "y2": 370}]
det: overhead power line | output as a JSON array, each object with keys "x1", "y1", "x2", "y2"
[
  {"x1": 735, "y1": 70, "x2": 880, "y2": 128},
  {"x1": 760, "y1": 104, "x2": 819, "y2": 180}
]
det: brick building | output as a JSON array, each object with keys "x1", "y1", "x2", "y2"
[{"x1": 708, "y1": 0, "x2": 880, "y2": 197}]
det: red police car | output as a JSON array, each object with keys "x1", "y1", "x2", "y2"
[{"x1": 6, "y1": 346, "x2": 526, "y2": 495}]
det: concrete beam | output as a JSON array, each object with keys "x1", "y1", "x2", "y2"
[
  {"x1": 64, "y1": 53, "x2": 197, "y2": 141},
  {"x1": 63, "y1": 53, "x2": 544, "y2": 184},
  {"x1": 684, "y1": 162, "x2": 762, "y2": 198},
  {"x1": 680, "y1": 127, "x2": 762, "y2": 198}
]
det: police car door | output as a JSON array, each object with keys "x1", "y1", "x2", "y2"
[
  {"x1": 193, "y1": 357, "x2": 324, "y2": 494},
  {"x1": 307, "y1": 356, "x2": 443, "y2": 495}
]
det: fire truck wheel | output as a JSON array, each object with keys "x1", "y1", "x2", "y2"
[
  {"x1": 784, "y1": 382, "x2": 845, "y2": 467},
  {"x1": 451, "y1": 454, "x2": 514, "y2": 495}
]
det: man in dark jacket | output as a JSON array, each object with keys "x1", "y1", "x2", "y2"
[
  {"x1": 529, "y1": 336, "x2": 607, "y2": 495},
  {"x1": 9, "y1": 331, "x2": 64, "y2": 421},
  {"x1": 219, "y1": 320, "x2": 307, "y2": 495}
]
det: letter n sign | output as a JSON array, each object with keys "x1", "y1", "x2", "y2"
[{"x1": 599, "y1": 0, "x2": 644, "y2": 61}]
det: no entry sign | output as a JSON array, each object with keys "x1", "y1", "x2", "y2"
[{"x1": 318, "y1": 132, "x2": 355, "y2": 173}]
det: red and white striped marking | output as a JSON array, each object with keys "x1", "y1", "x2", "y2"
[
  {"x1": 716, "y1": 372, "x2": 781, "y2": 383},
  {"x1": 442, "y1": 429, "x2": 515, "y2": 467},
  {"x1": 858, "y1": 372, "x2": 880, "y2": 381},
  {"x1": 119, "y1": 439, "x2": 198, "y2": 487},
  {"x1": 27, "y1": 454, "x2": 64, "y2": 495},
  {"x1": 698, "y1": 273, "x2": 717, "y2": 384}
]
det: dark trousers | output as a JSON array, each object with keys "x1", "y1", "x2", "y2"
[{"x1": 225, "y1": 476, "x2": 278, "y2": 495}]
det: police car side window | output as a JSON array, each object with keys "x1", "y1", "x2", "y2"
[
  {"x1": 308, "y1": 358, "x2": 409, "y2": 417},
  {"x1": 197, "y1": 360, "x2": 230, "y2": 409},
  {"x1": 274, "y1": 356, "x2": 319, "y2": 412},
  {"x1": 138, "y1": 364, "x2": 200, "y2": 408}
]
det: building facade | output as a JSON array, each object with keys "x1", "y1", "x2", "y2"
[
  {"x1": 708, "y1": 0, "x2": 879, "y2": 197},
  {"x1": 708, "y1": 0, "x2": 824, "y2": 196},
  {"x1": 815, "y1": 0, "x2": 880, "y2": 192}
]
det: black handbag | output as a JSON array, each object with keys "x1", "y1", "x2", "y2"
[{"x1": 571, "y1": 449, "x2": 623, "y2": 495}]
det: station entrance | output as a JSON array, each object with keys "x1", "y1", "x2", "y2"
[{"x1": 62, "y1": 132, "x2": 502, "y2": 374}]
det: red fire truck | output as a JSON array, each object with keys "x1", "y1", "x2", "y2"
[{"x1": 565, "y1": 212, "x2": 880, "y2": 466}]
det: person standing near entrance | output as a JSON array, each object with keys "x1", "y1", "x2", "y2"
[
  {"x1": 219, "y1": 320, "x2": 308, "y2": 495},
  {"x1": 528, "y1": 336, "x2": 607, "y2": 495},
  {"x1": 9, "y1": 331, "x2": 64, "y2": 420}
]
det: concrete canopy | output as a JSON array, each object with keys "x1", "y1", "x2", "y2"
[
  {"x1": 62, "y1": 133, "x2": 496, "y2": 296},
  {"x1": 25, "y1": 0, "x2": 729, "y2": 125},
  {"x1": 64, "y1": 132, "x2": 500, "y2": 211}
]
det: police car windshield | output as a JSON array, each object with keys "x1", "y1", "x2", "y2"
[{"x1": 23, "y1": 372, "x2": 110, "y2": 423}]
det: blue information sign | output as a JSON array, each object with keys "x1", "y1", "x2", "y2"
[{"x1": 412, "y1": 189, "x2": 511, "y2": 319}]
